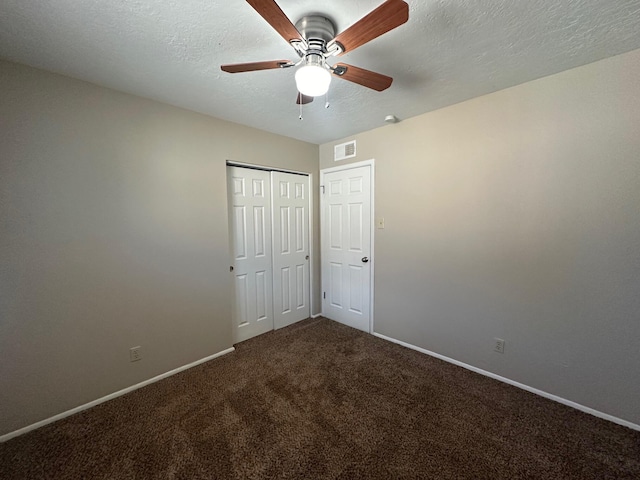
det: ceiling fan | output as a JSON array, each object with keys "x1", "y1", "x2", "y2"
[{"x1": 221, "y1": 0, "x2": 409, "y2": 104}]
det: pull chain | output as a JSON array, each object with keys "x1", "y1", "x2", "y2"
[{"x1": 299, "y1": 95, "x2": 303, "y2": 120}]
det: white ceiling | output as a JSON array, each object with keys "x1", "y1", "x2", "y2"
[{"x1": 2, "y1": 1, "x2": 640, "y2": 144}]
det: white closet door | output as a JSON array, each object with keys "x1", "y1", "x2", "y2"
[
  {"x1": 228, "y1": 166, "x2": 274, "y2": 342},
  {"x1": 321, "y1": 164, "x2": 371, "y2": 332},
  {"x1": 272, "y1": 171, "x2": 310, "y2": 329}
]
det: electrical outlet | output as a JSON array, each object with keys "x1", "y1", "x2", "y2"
[
  {"x1": 494, "y1": 338, "x2": 505, "y2": 354},
  {"x1": 130, "y1": 346, "x2": 142, "y2": 362}
]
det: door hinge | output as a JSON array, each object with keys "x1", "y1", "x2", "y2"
[
  {"x1": 320, "y1": 185, "x2": 325, "y2": 194},
  {"x1": 323, "y1": 292, "x2": 326, "y2": 299}
]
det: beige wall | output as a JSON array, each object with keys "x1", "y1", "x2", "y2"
[
  {"x1": 0, "y1": 60, "x2": 319, "y2": 436},
  {"x1": 320, "y1": 49, "x2": 640, "y2": 425}
]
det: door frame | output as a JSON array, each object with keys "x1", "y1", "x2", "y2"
[
  {"x1": 226, "y1": 161, "x2": 315, "y2": 330},
  {"x1": 320, "y1": 159, "x2": 375, "y2": 333}
]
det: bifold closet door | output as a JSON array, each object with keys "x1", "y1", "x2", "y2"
[
  {"x1": 228, "y1": 166, "x2": 274, "y2": 343},
  {"x1": 272, "y1": 171, "x2": 310, "y2": 329},
  {"x1": 228, "y1": 166, "x2": 311, "y2": 342}
]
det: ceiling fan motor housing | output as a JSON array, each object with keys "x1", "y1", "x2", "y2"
[{"x1": 295, "y1": 16, "x2": 336, "y2": 53}]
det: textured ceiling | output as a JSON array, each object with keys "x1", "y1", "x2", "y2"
[{"x1": 2, "y1": 0, "x2": 640, "y2": 144}]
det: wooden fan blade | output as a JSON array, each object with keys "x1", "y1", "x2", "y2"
[
  {"x1": 332, "y1": 63, "x2": 393, "y2": 91},
  {"x1": 331, "y1": 0, "x2": 409, "y2": 55},
  {"x1": 246, "y1": 0, "x2": 303, "y2": 44},
  {"x1": 221, "y1": 60, "x2": 292, "y2": 73},
  {"x1": 296, "y1": 93, "x2": 314, "y2": 105}
]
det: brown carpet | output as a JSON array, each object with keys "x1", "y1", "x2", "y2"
[{"x1": 1, "y1": 318, "x2": 639, "y2": 479}]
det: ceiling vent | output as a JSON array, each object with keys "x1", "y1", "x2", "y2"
[{"x1": 334, "y1": 140, "x2": 356, "y2": 161}]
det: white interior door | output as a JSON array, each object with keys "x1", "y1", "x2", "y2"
[
  {"x1": 321, "y1": 163, "x2": 372, "y2": 332},
  {"x1": 228, "y1": 166, "x2": 274, "y2": 342},
  {"x1": 272, "y1": 172, "x2": 311, "y2": 329}
]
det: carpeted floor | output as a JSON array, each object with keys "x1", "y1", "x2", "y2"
[{"x1": 1, "y1": 317, "x2": 639, "y2": 479}]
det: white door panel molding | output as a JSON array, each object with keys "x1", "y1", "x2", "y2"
[{"x1": 321, "y1": 160, "x2": 374, "y2": 332}]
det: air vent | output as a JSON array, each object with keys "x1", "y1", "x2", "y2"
[{"x1": 334, "y1": 140, "x2": 356, "y2": 161}]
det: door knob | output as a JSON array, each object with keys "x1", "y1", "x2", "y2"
[
  {"x1": 305, "y1": 255, "x2": 309, "y2": 260},
  {"x1": 362, "y1": 257, "x2": 369, "y2": 263}
]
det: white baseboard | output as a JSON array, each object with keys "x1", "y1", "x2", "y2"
[
  {"x1": 372, "y1": 332, "x2": 640, "y2": 432},
  {"x1": 311, "y1": 313, "x2": 323, "y2": 319},
  {"x1": 0, "y1": 347, "x2": 235, "y2": 443}
]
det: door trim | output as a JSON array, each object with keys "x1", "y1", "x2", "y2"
[
  {"x1": 227, "y1": 160, "x2": 309, "y2": 176},
  {"x1": 320, "y1": 159, "x2": 375, "y2": 333},
  {"x1": 226, "y1": 161, "x2": 316, "y2": 327}
]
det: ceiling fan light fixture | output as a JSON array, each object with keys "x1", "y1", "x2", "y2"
[
  {"x1": 295, "y1": 65, "x2": 331, "y2": 97},
  {"x1": 295, "y1": 54, "x2": 331, "y2": 97}
]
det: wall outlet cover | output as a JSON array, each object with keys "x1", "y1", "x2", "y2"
[{"x1": 130, "y1": 346, "x2": 142, "y2": 362}]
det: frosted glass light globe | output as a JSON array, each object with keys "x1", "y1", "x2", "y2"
[{"x1": 295, "y1": 65, "x2": 331, "y2": 97}]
